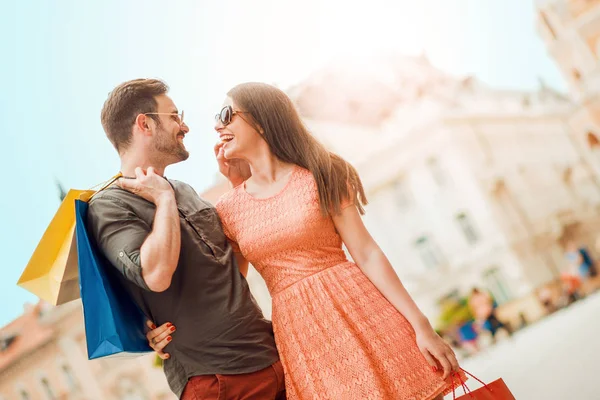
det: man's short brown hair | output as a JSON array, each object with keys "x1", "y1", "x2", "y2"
[{"x1": 101, "y1": 79, "x2": 169, "y2": 153}]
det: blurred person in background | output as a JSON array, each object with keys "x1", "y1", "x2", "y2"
[
  {"x1": 468, "y1": 288, "x2": 512, "y2": 344},
  {"x1": 457, "y1": 321, "x2": 480, "y2": 356},
  {"x1": 565, "y1": 240, "x2": 597, "y2": 281}
]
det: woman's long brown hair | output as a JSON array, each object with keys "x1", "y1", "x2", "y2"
[{"x1": 228, "y1": 82, "x2": 368, "y2": 216}]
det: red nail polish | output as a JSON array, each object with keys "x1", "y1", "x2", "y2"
[
  {"x1": 167, "y1": 336, "x2": 172, "y2": 342},
  {"x1": 151, "y1": 324, "x2": 156, "y2": 329},
  {"x1": 165, "y1": 354, "x2": 170, "y2": 359},
  {"x1": 170, "y1": 326, "x2": 176, "y2": 332},
  {"x1": 166, "y1": 323, "x2": 173, "y2": 328}
]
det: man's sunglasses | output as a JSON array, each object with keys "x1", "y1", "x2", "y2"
[{"x1": 215, "y1": 105, "x2": 249, "y2": 126}]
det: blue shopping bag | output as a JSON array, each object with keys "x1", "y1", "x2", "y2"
[{"x1": 75, "y1": 199, "x2": 152, "y2": 359}]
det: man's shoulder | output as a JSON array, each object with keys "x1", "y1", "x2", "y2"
[
  {"x1": 168, "y1": 179, "x2": 210, "y2": 202},
  {"x1": 88, "y1": 179, "x2": 211, "y2": 213},
  {"x1": 88, "y1": 187, "x2": 129, "y2": 208},
  {"x1": 167, "y1": 179, "x2": 220, "y2": 213},
  {"x1": 86, "y1": 188, "x2": 139, "y2": 225},
  {"x1": 168, "y1": 179, "x2": 197, "y2": 195},
  {"x1": 89, "y1": 185, "x2": 143, "y2": 209}
]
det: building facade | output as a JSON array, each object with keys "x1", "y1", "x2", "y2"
[
  {"x1": 0, "y1": 302, "x2": 175, "y2": 400},
  {"x1": 296, "y1": 55, "x2": 600, "y2": 321},
  {"x1": 536, "y1": 0, "x2": 600, "y2": 182}
]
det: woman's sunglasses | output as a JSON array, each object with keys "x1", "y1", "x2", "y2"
[{"x1": 215, "y1": 105, "x2": 249, "y2": 126}]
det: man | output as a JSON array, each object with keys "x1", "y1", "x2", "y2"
[{"x1": 87, "y1": 79, "x2": 284, "y2": 399}]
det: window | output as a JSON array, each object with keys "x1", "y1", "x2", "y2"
[
  {"x1": 587, "y1": 131, "x2": 600, "y2": 149},
  {"x1": 587, "y1": 132, "x2": 600, "y2": 166},
  {"x1": 427, "y1": 158, "x2": 445, "y2": 186},
  {"x1": 40, "y1": 377, "x2": 55, "y2": 400},
  {"x1": 414, "y1": 236, "x2": 444, "y2": 269},
  {"x1": 562, "y1": 167, "x2": 573, "y2": 184},
  {"x1": 540, "y1": 11, "x2": 556, "y2": 39},
  {"x1": 61, "y1": 363, "x2": 79, "y2": 390},
  {"x1": 0, "y1": 334, "x2": 17, "y2": 351},
  {"x1": 483, "y1": 267, "x2": 511, "y2": 304},
  {"x1": 393, "y1": 179, "x2": 412, "y2": 209},
  {"x1": 456, "y1": 212, "x2": 479, "y2": 244}
]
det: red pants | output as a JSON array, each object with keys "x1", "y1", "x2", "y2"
[{"x1": 181, "y1": 361, "x2": 286, "y2": 400}]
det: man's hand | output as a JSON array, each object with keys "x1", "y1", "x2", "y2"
[
  {"x1": 214, "y1": 142, "x2": 251, "y2": 188},
  {"x1": 118, "y1": 167, "x2": 175, "y2": 205}
]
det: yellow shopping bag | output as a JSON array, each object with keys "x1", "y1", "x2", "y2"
[{"x1": 17, "y1": 174, "x2": 121, "y2": 305}]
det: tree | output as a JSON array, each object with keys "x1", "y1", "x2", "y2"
[{"x1": 55, "y1": 179, "x2": 67, "y2": 202}]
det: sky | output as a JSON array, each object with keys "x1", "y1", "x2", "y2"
[{"x1": 0, "y1": 0, "x2": 567, "y2": 327}]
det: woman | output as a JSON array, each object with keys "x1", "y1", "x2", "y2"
[{"x1": 149, "y1": 82, "x2": 463, "y2": 399}]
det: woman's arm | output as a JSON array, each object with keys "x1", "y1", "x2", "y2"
[
  {"x1": 333, "y1": 206, "x2": 459, "y2": 378},
  {"x1": 332, "y1": 206, "x2": 429, "y2": 330}
]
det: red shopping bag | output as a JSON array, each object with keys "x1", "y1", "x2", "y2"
[{"x1": 452, "y1": 369, "x2": 516, "y2": 399}]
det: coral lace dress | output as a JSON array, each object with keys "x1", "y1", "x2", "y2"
[{"x1": 216, "y1": 166, "x2": 461, "y2": 400}]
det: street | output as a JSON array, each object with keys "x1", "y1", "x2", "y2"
[{"x1": 446, "y1": 291, "x2": 600, "y2": 399}]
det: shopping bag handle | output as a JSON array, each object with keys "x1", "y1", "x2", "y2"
[
  {"x1": 84, "y1": 172, "x2": 123, "y2": 201},
  {"x1": 451, "y1": 368, "x2": 493, "y2": 399},
  {"x1": 460, "y1": 369, "x2": 489, "y2": 388},
  {"x1": 452, "y1": 373, "x2": 471, "y2": 400},
  {"x1": 95, "y1": 172, "x2": 123, "y2": 193}
]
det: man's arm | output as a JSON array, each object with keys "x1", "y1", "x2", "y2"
[
  {"x1": 138, "y1": 193, "x2": 180, "y2": 292},
  {"x1": 118, "y1": 167, "x2": 180, "y2": 292},
  {"x1": 88, "y1": 167, "x2": 181, "y2": 292}
]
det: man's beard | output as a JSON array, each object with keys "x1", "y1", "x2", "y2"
[{"x1": 153, "y1": 128, "x2": 190, "y2": 163}]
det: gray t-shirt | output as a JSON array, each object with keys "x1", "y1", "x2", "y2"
[{"x1": 87, "y1": 180, "x2": 279, "y2": 398}]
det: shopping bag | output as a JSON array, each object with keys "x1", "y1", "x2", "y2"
[
  {"x1": 75, "y1": 199, "x2": 152, "y2": 359},
  {"x1": 452, "y1": 369, "x2": 516, "y2": 399},
  {"x1": 17, "y1": 175, "x2": 120, "y2": 305},
  {"x1": 17, "y1": 188, "x2": 94, "y2": 305}
]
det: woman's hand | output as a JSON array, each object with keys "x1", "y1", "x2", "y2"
[
  {"x1": 415, "y1": 327, "x2": 460, "y2": 379},
  {"x1": 214, "y1": 141, "x2": 251, "y2": 188},
  {"x1": 146, "y1": 320, "x2": 176, "y2": 360},
  {"x1": 333, "y1": 205, "x2": 460, "y2": 380}
]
